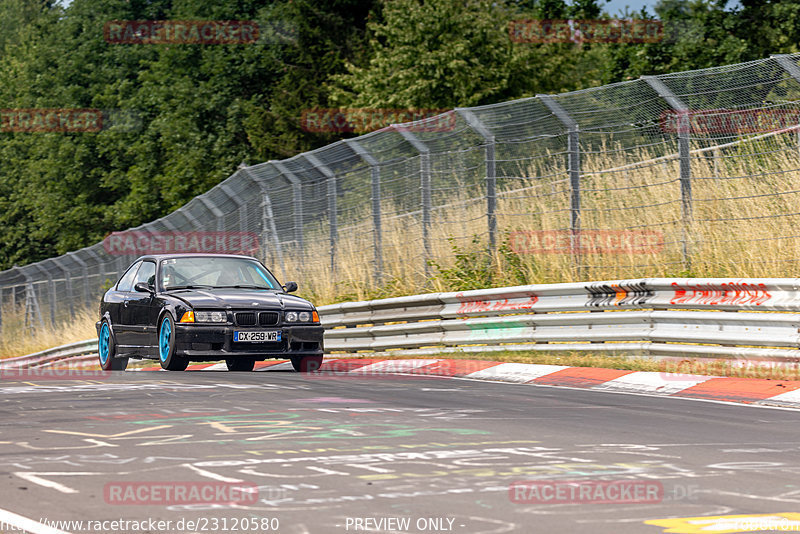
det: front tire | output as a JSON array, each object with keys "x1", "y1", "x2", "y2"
[
  {"x1": 159, "y1": 315, "x2": 188, "y2": 371},
  {"x1": 98, "y1": 320, "x2": 128, "y2": 371},
  {"x1": 226, "y1": 358, "x2": 255, "y2": 372},
  {"x1": 290, "y1": 355, "x2": 323, "y2": 372}
]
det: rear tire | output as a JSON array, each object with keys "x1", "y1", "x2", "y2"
[
  {"x1": 159, "y1": 315, "x2": 188, "y2": 371},
  {"x1": 98, "y1": 320, "x2": 128, "y2": 371},
  {"x1": 226, "y1": 358, "x2": 255, "y2": 372},
  {"x1": 290, "y1": 355, "x2": 323, "y2": 372}
]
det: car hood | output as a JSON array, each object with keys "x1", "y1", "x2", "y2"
[{"x1": 165, "y1": 288, "x2": 314, "y2": 310}]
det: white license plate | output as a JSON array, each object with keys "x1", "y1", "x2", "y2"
[{"x1": 234, "y1": 331, "x2": 281, "y2": 342}]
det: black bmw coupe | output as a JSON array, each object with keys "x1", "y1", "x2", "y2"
[{"x1": 96, "y1": 254, "x2": 324, "y2": 372}]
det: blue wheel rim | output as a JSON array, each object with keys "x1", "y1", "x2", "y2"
[
  {"x1": 159, "y1": 317, "x2": 172, "y2": 362},
  {"x1": 99, "y1": 323, "x2": 110, "y2": 365}
]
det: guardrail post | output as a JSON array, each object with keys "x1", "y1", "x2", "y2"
[
  {"x1": 456, "y1": 108, "x2": 497, "y2": 266},
  {"x1": 271, "y1": 161, "x2": 305, "y2": 250},
  {"x1": 395, "y1": 127, "x2": 432, "y2": 277},
  {"x1": 643, "y1": 76, "x2": 693, "y2": 269},
  {"x1": 304, "y1": 154, "x2": 338, "y2": 275},
  {"x1": 539, "y1": 94, "x2": 582, "y2": 279},
  {"x1": 345, "y1": 139, "x2": 383, "y2": 284}
]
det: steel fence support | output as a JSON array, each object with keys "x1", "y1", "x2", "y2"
[
  {"x1": 66, "y1": 252, "x2": 90, "y2": 307},
  {"x1": 395, "y1": 127, "x2": 432, "y2": 276},
  {"x1": 51, "y1": 258, "x2": 75, "y2": 317},
  {"x1": 344, "y1": 139, "x2": 384, "y2": 284},
  {"x1": 304, "y1": 153, "x2": 338, "y2": 274},
  {"x1": 539, "y1": 94, "x2": 582, "y2": 279},
  {"x1": 30, "y1": 263, "x2": 56, "y2": 327},
  {"x1": 238, "y1": 166, "x2": 287, "y2": 278},
  {"x1": 643, "y1": 76, "x2": 692, "y2": 269},
  {"x1": 456, "y1": 108, "x2": 497, "y2": 259},
  {"x1": 772, "y1": 55, "x2": 800, "y2": 156},
  {"x1": 271, "y1": 161, "x2": 305, "y2": 250},
  {"x1": 197, "y1": 196, "x2": 225, "y2": 233}
]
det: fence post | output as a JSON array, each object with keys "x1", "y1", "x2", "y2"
[
  {"x1": 456, "y1": 108, "x2": 497, "y2": 260},
  {"x1": 52, "y1": 258, "x2": 75, "y2": 317},
  {"x1": 271, "y1": 161, "x2": 305, "y2": 250},
  {"x1": 238, "y1": 166, "x2": 286, "y2": 276},
  {"x1": 66, "y1": 251, "x2": 90, "y2": 308},
  {"x1": 304, "y1": 154, "x2": 338, "y2": 275},
  {"x1": 539, "y1": 94, "x2": 582, "y2": 279},
  {"x1": 197, "y1": 196, "x2": 225, "y2": 233},
  {"x1": 395, "y1": 127, "x2": 432, "y2": 277},
  {"x1": 345, "y1": 139, "x2": 383, "y2": 284},
  {"x1": 643, "y1": 76, "x2": 692, "y2": 269},
  {"x1": 771, "y1": 55, "x2": 800, "y2": 157}
]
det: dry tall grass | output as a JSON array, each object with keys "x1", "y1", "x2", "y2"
[
  {"x1": 283, "y1": 133, "x2": 800, "y2": 303},
  {"x1": 0, "y1": 305, "x2": 97, "y2": 359}
]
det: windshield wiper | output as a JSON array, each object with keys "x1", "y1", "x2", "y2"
[
  {"x1": 166, "y1": 285, "x2": 214, "y2": 290},
  {"x1": 218, "y1": 285, "x2": 272, "y2": 290}
]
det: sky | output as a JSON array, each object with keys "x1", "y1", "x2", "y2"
[{"x1": 603, "y1": 0, "x2": 742, "y2": 16}]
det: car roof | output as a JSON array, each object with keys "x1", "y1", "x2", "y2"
[{"x1": 136, "y1": 253, "x2": 258, "y2": 263}]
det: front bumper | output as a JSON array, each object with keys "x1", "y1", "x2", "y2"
[{"x1": 173, "y1": 323, "x2": 324, "y2": 360}]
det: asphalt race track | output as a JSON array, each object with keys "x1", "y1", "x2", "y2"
[{"x1": 2, "y1": 367, "x2": 800, "y2": 534}]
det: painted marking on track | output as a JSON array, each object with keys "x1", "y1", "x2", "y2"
[
  {"x1": 183, "y1": 463, "x2": 245, "y2": 483},
  {"x1": 14, "y1": 471, "x2": 106, "y2": 494},
  {"x1": 0, "y1": 506, "x2": 72, "y2": 534},
  {"x1": 645, "y1": 513, "x2": 800, "y2": 533},
  {"x1": 43, "y1": 425, "x2": 173, "y2": 439}
]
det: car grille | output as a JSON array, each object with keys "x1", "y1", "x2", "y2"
[
  {"x1": 235, "y1": 312, "x2": 256, "y2": 326},
  {"x1": 259, "y1": 312, "x2": 279, "y2": 326}
]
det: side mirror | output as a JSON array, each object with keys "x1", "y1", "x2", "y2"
[
  {"x1": 283, "y1": 281, "x2": 298, "y2": 293},
  {"x1": 134, "y1": 282, "x2": 155, "y2": 294}
]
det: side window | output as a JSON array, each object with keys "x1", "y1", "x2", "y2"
[
  {"x1": 117, "y1": 261, "x2": 141, "y2": 292},
  {"x1": 134, "y1": 261, "x2": 156, "y2": 288}
]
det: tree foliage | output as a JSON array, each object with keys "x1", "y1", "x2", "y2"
[{"x1": 0, "y1": 0, "x2": 797, "y2": 269}]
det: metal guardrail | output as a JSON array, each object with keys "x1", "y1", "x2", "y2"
[
  {"x1": 0, "y1": 339, "x2": 97, "y2": 369},
  {"x1": 7, "y1": 277, "x2": 800, "y2": 366},
  {"x1": 318, "y1": 278, "x2": 800, "y2": 361}
]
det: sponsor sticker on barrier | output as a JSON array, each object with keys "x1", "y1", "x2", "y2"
[
  {"x1": 670, "y1": 281, "x2": 771, "y2": 307},
  {"x1": 454, "y1": 291, "x2": 539, "y2": 315},
  {"x1": 586, "y1": 282, "x2": 654, "y2": 307},
  {"x1": 509, "y1": 230, "x2": 664, "y2": 255},
  {"x1": 102, "y1": 231, "x2": 260, "y2": 255}
]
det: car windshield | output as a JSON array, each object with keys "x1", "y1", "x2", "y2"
[{"x1": 159, "y1": 257, "x2": 280, "y2": 291}]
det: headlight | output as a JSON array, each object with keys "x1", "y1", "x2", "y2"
[
  {"x1": 298, "y1": 311, "x2": 311, "y2": 322},
  {"x1": 195, "y1": 311, "x2": 227, "y2": 323},
  {"x1": 285, "y1": 311, "x2": 298, "y2": 322}
]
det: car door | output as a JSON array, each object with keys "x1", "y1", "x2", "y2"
[
  {"x1": 115, "y1": 260, "x2": 141, "y2": 349},
  {"x1": 127, "y1": 260, "x2": 157, "y2": 352}
]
